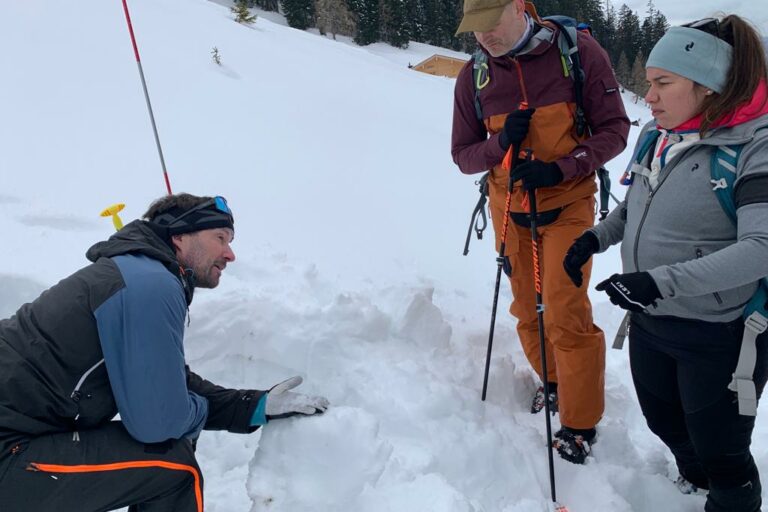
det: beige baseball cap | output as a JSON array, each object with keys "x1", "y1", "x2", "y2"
[{"x1": 455, "y1": 0, "x2": 512, "y2": 35}]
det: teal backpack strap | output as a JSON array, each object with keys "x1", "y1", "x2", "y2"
[
  {"x1": 710, "y1": 143, "x2": 739, "y2": 219},
  {"x1": 472, "y1": 50, "x2": 489, "y2": 121},
  {"x1": 711, "y1": 141, "x2": 768, "y2": 416}
]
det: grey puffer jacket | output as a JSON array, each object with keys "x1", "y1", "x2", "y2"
[{"x1": 590, "y1": 114, "x2": 768, "y2": 322}]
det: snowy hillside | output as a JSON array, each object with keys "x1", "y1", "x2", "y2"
[{"x1": 1, "y1": 1, "x2": 764, "y2": 511}]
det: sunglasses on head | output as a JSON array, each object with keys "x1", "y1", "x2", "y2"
[
  {"x1": 167, "y1": 196, "x2": 232, "y2": 225},
  {"x1": 682, "y1": 17, "x2": 724, "y2": 39}
]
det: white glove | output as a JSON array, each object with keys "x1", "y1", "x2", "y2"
[{"x1": 265, "y1": 376, "x2": 329, "y2": 420}]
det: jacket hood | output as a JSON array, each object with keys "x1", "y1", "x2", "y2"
[
  {"x1": 86, "y1": 220, "x2": 178, "y2": 267},
  {"x1": 480, "y1": 22, "x2": 555, "y2": 63}
]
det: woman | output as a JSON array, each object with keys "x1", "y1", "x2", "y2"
[{"x1": 562, "y1": 15, "x2": 768, "y2": 511}]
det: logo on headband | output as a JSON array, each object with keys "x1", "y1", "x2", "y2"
[{"x1": 685, "y1": 41, "x2": 695, "y2": 51}]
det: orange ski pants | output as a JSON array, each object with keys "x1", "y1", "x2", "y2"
[{"x1": 507, "y1": 196, "x2": 605, "y2": 429}]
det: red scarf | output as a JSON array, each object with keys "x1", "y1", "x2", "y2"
[{"x1": 672, "y1": 79, "x2": 768, "y2": 132}]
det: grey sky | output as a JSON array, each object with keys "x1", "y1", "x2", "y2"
[{"x1": 617, "y1": 0, "x2": 768, "y2": 34}]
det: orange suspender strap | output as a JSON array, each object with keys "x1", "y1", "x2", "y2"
[{"x1": 28, "y1": 460, "x2": 203, "y2": 512}]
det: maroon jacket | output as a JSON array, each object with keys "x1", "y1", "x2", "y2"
[{"x1": 451, "y1": 23, "x2": 629, "y2": 182}]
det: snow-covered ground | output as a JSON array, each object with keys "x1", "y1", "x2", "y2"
[{"x1": 1, "y1": 1, "x2": 762, "y2": 511}]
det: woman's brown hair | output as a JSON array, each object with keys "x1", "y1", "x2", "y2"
[{"x1": 694, "y1": 15, "x2": 768, "y2": 135}]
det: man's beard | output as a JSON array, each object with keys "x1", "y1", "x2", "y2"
[{"x1": 193, "y1": 259, "x2": 227, "y2": 288}]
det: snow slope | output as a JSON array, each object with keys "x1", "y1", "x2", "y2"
[{"x1": 1, "y1": 1, "x2": 763, "y2": 511}]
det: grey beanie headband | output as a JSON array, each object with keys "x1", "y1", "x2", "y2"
[{"x1": 646, "y1": 26, "x2": 733, "y2": 93}]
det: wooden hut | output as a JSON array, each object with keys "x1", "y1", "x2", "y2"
[{"x1": 410, "y1": 54, "x2": 467, "y2": 78}]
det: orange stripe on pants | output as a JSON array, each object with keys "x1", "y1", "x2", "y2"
[{"x1": 29, "y1": 460, "x2": 203, "y2": 512}]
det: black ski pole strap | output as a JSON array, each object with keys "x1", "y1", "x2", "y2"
[
  {"x1": 463, "y1": 173, "x2": 490, "y2": 255},
  {"x1": 597, "y1": 167, "x2": 611, "y2": 220}
]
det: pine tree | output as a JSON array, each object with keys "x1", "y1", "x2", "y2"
[
  {"x1": 381, "y1": 0, "x2": 410, "y2": 48},
  {"x1": 615, "y1": 51, "x2": 630, "y2": 90},
  {"x1": 252, "y1": 0, "x2": 280, "y2": 11},
  {"x1": 348, "y1": 0, "x2": 379, "y2": 45},
  {"x1": 404, "y1": 0, "x2": 424, "y2": 42},
  {"x1": 650, "y1": 10, "x2": 669, "y2": 49},
  {"x1": 616, "y1": 4, "x2": 642, "y2": 66},
  {"x1": 211, "y1": 46, "x2": 222, "y2": 65},
  {"x1": 576, "y1": 0, "x2": 605, "y2": 40},
  {"x1": 601, "y1": 0, "x2": 618, "y2": 62},
  {"x1": 231, "y1": 0, "x2": 257, "y2": 24},
  {"x1": 281, "y1": 0, "x2": 315, "y2": 30}
]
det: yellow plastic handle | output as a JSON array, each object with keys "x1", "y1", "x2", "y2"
[{"x1": 100, "y1": 203, "x2": 125, "y2": 231}]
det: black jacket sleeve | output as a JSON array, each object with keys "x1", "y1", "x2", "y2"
[{"x1": 186, "y1": 366, "x2": 267, "y2": 434}]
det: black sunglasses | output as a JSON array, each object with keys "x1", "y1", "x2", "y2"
[{"x1": 682, "y1": 17, "x2": 726, "y2": 41}]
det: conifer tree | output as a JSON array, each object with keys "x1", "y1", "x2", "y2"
[
  {"x1": 348, "y1": 0, "x2": 380, "y2": 45},
  {"x1": 231, "y1": 0, "x2": 257, "y2": 24},
  {"x1": 381, "y1": 0, "x2": 410, "y2": 48},
  {"x1": 243, "y1": 0, "x2": 279, "y2": 11},
  {"x1": 615, "y1": 51, "x2": 631, "y2": 90},
  {"x1": 616, "y1": 4, "x2": 642, "y2": 66},
  {"x1": 211, "y1": 46, "x2": 222, "y2": 65},
  {"x1": 404, "y1": 0, "x2": 425, "y2": 41},
  {"x1": 281, "y1": 0, "x2": 315, "y2": 30},
  {"x1": 601, "y1": 0, "x2": 618, "y2": 62}
]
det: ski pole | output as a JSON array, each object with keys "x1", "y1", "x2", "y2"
[
  {"x1": 481, "y1": 142, "x2": 520, "y2": 401},
  {"x1": 120, "y1": 0, "x2": 173, "y2": 195},
  {"x1": 526, "y1": 154, "x2": 561, "y2": 509}
]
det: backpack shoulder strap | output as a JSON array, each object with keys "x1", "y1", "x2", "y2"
[
  {"x1": 542, "y1": 15, "x2": 586, "y2": 137},
  {"x1": 472, "y1": 50, "x2": 489, "y2": 121},
  {"x1": 711, "y1": 126, "x2": 768, "y2": 221},
  {"x1": 710, "y1": 143, "x2": 741, "y2": 221},
  {"x1": 711, "y1": 130, "x2": 768, "y2": 416}
]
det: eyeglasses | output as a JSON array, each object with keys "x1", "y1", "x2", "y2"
[{"x1": 166, "y1": 196, "x2": 232, "y2": 225}]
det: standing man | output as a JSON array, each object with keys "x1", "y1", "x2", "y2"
[
  {"x1": 452, "y1": 0, "x2": 629, "y2": 463},
  {"x1": 0, "y1": 193, "x2": 329, "y2": 511}
]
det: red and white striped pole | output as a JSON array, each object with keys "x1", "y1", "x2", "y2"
[{"x1": 121, "y1": 0, "x2": 173, "y2": 195}]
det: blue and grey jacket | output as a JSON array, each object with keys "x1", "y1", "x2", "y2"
[
  {"x1": 0, "y1": 221, "x2": 265, "y2": 454},
  {"x1": 590, "y1": 114, "x2": 768, "y2": 322}
]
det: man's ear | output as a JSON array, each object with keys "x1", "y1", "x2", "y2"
[
  {"x1": 170, "y1": 233, "x2": 184, "y2": 253},
  {"x1": 515, "y1": 0, "x2": 526, "y2": 16}
]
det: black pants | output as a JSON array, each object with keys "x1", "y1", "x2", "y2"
[
  {"x1": 629, "y1": 312, "x2": 768, "y2": 512},
  {"x1": 0, "y1": 422, "x2": 202, "y2": 511}
]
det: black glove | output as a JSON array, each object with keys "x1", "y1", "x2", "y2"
[
  {"x1": 595, "y1": 272, "x2": 662, "y2": 312},
  {"x1": 499, "y1": 108, "x2": 536, "y2": 150},
  {"x1": 510, "y1": 160, "x2": 563, "y2": 191},
  {"x1": 563, "y1": 231, "x2": 600, "y2": 287}
]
